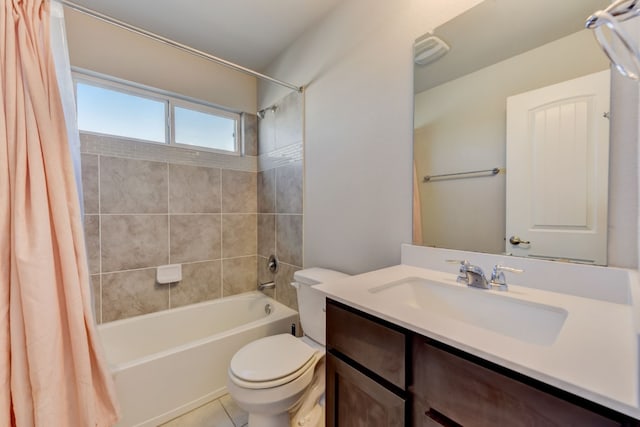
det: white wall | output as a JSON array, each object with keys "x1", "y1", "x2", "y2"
[
  {"x1": 64, "y1": 8, "x2": 257, "y2": 113},
  {"x1": 263, "y1": 0, "x2": 639, "y2": 273},
  {"x1": 261, "y1": 0, "x2": 484, "y2": 274}
]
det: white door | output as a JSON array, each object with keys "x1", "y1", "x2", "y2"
[{"x1": 505, "y1": 70, "x2": 610, "y2": 264}]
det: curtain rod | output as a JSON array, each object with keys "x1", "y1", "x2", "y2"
[{"x1": 58, "y1": 1, "x2": 304, "y2": 93}]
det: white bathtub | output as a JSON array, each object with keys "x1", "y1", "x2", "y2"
[{"x1": 98, "y1": 292, "x2": 299, "y2": 427}]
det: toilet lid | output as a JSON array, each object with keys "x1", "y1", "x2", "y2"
[{"x1": 230, "y1": 334, "x2": 316, "y2": 382}]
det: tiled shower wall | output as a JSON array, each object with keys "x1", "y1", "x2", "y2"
[
  {"x1": 82, "y1": 92, "x2": 304, "y2": 323},
  {"x1": 256, "y1": 92, "x2": 304, "y2": 310}
]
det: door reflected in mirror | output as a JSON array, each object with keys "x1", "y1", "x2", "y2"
[{"x1": 413, "y1": 0, "x2": 610, "y2": 265}]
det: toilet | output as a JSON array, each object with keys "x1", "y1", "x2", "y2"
[{"x1": 227, "y1": 268, "x2": 349, "y2": 427}]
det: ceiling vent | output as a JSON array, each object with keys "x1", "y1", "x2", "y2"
[{"x1": 414, "y1": 34, "x2": 450, "y2": 66}]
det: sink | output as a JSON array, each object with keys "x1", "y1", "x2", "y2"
[{"x1": 368, "y1": 277, "x2": 567, "y2": 346}]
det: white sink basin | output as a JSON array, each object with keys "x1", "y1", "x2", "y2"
[{"x1": 369, "y1": 277, "x2": 567, "y2": 346}]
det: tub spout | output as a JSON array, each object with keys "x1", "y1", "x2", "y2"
[{"x1": 257, "y1": 281, "x2": 275, "y2": 291}]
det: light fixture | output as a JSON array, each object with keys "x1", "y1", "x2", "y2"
[{"x1": 414, "y1": 33, "x2": 450, "y2": 66}]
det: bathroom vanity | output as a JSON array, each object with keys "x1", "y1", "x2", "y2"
[
  {"x1": 326, "y1": 300, "x2": 633, "y2": 426},
  {"x1": 318, "y1": 245, "x2": 640, "y2": 426}
]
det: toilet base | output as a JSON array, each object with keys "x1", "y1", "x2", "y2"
[{"x1": 248, "y1": 412, "x2": 289, "y2": 427}]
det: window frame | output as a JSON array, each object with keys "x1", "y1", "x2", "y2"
[{"x1": 72, "y1": 69, "x2": 242, "y2": 155}]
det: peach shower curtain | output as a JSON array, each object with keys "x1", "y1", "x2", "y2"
[
  {"x1": 0, "y1": 1, "x2": 119, "y2": 426},
  {"x1": 413, "y1": 162, "x2": 423, "y2": 245}
]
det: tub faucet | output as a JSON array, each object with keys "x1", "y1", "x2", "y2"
[{"x1": 257, "y1": 281, "x2": 275, "y2": 291}]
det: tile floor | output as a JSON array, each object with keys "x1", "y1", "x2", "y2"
[{"x1": 160, "y1": 394, "x2": 248, "y2": 427}]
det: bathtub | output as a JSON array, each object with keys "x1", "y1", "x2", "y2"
[{"x1": 97, "y1": 292, "x2": 299, "y2": 427}]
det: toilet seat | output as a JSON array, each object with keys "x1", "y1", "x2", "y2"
[
  {"x1": 229, "y1": 334, "x2": 319, "y2": 390},
  {"x1": 229, "y1": 352, "x2": 320, "y2": 389}
]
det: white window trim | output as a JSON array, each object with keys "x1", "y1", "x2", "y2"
[{"x1": 72, "y1": 68, "x2": 242, "y2": 156}]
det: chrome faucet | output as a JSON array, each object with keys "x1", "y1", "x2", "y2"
[
  {"x1": 448, "y1": 260, "x2": 523, "y2": 291},
  {"x1": 462, "y1": 263, "x2": 490, "y2": 289}
]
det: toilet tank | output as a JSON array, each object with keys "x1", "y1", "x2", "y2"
[{"x1": 292, "y1": 268, "x2": 349, "y2": 346}]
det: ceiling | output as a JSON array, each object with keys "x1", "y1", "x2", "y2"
[
  {"x1": 64, "y1": 0, "x2": 343, "y2": 71},
  {"x1": 414, "y1": 0, "x2": 608, "y2": 93}
]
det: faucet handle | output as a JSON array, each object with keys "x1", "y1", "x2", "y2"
[
  {"x1": 446, "y1": 259, "x2": 470, "y2": 283},
  {"x1": 490, "y1": 265, "x2": 524, "y2": 290}
]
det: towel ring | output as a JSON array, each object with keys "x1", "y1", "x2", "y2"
[
  {"x1": 587, "y1": 1, "x2": 640, "y2": 80},
  {"x1": 593, "y1": 10, "x2": 640, "y2": 80}
]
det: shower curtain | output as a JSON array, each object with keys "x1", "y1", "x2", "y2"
[{"x1": 0, "y1": 0, "x2": 119, "y2": 425}]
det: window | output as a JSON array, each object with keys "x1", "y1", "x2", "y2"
[
  {"x1": 76, "y1": 82, "x2": 166, "y2": 143},
  {"x1": 74, "y1": 72, "x2": 240, "y2": 154},
  {"x1": 173, "y1": 104, "x2": 236, "y2": 151}
]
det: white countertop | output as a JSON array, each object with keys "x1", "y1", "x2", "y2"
[{"x1": 315, "y1": 262, "x2": 640, "y2": 418}]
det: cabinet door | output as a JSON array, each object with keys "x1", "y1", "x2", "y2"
[
  {"x1": 327, "y1": 300, "x2": 406, "y2": 389},
  {"x1": 327, "y1": 353, "x2": 405, "y2": 427},
  {"x1": 412, "y1": 336, "x2": 620, "y2": 427},
  {"x1": 413, "y1": 398, "x2": 462, "y2": 427}
]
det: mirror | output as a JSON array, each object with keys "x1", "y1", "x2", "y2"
[{"x1": 413, "y1": 0, "x2": 612, "y2": 265}]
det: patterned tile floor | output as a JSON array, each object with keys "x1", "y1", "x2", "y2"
[{"x1": 159, "y1": 394, "x2": 248, "y2": 427}]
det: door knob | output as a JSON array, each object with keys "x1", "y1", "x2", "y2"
[{"x1": 509, "y1": 236, "x2": 530, "y2": 245}]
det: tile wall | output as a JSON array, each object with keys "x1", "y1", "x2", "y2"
[
  {"x1": 257, "y1": 92, "x2": 304, "y2": 310},
  {"x1": 82, "y1": 92, "x2": 304, "y2": 323}
]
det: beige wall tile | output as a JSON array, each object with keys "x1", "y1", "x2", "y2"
[
  {"x1": 257, "y1": 255, "x2": 275, "y2": 299},
  {"x1": 276, "y1": 162, "x2": 303, "y2": 214},
  {"x1": 257, "y1": 214, "x2": 275, "y2": 258},
  {"x1": 169, "y1": 164, "x2": 221, "y2": 213},
  {"x1": 84, "y1": 214, "x2": 100, "y2": 274},
  {"x1": 81, "y1": 154, "x2": 99, "y2": 214},
  {"x1": 276, "y1": 214, "x2": 303, "y2": 267},
  {"x1": 102, "y1": 268, "x2": 169, "y2": 322},
  {"x1": 101, "y1": 214, "x2": 168, "y2": 272},
  {"x1": 222, "y1": 170, "x2": 256, "y2": 213},
  {"x1": 222, "y1": 214, "x2": 257, "y2": 258},
  {"x1": 170, "y1": 214, "x2": 221, "y2": 263},
  {"x1": 257, "y1": 169, "x2": 275, "y2": 213},
  {"x1": 243, "y1": 113, "x2": 258, "y2": 156},
  {"x1": 275, "y1": 262, "x2": 300, "y2": 311},
  {"x1": 170, "y1": 261, "x2": 221, "y2": 308},
  {"x1": 100, "y1": 156, "x2": 167, "y2": 214},
  {"x1": 79, "y1": 89, "x2": 304, "y2": 322},
  {"x1": 222, "y1": 256, "x2": 257, "y2": 296}
]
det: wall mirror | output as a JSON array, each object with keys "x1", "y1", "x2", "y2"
[{"x1": 413, "y1": 0, "x2": 613, "y2": 265}]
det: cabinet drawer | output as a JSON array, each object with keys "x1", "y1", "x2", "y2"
[
  {"x1": 327, "y1": 353, "x2": 405, "y2": 427},
  {"x1": 412, "y1": 336, "x2": 620, "y2": 427},
  {"x1": 327, "y1": 300, "x2": 406, "y2": 389}
]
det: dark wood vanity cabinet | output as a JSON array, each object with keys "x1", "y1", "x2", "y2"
[
  {"x1": 412, "y1": 336, "x2": 620, "y2": 427},
  {"x1": 326, "y1": 300, "x2": 408, "y2": 426},
  {"x1": 326, "y1": 299, "x2": 639, "y2": 427}
]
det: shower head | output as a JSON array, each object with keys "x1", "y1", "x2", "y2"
[{"x1": 257, "y1": 105, "x2": 278, "y2": 119}]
